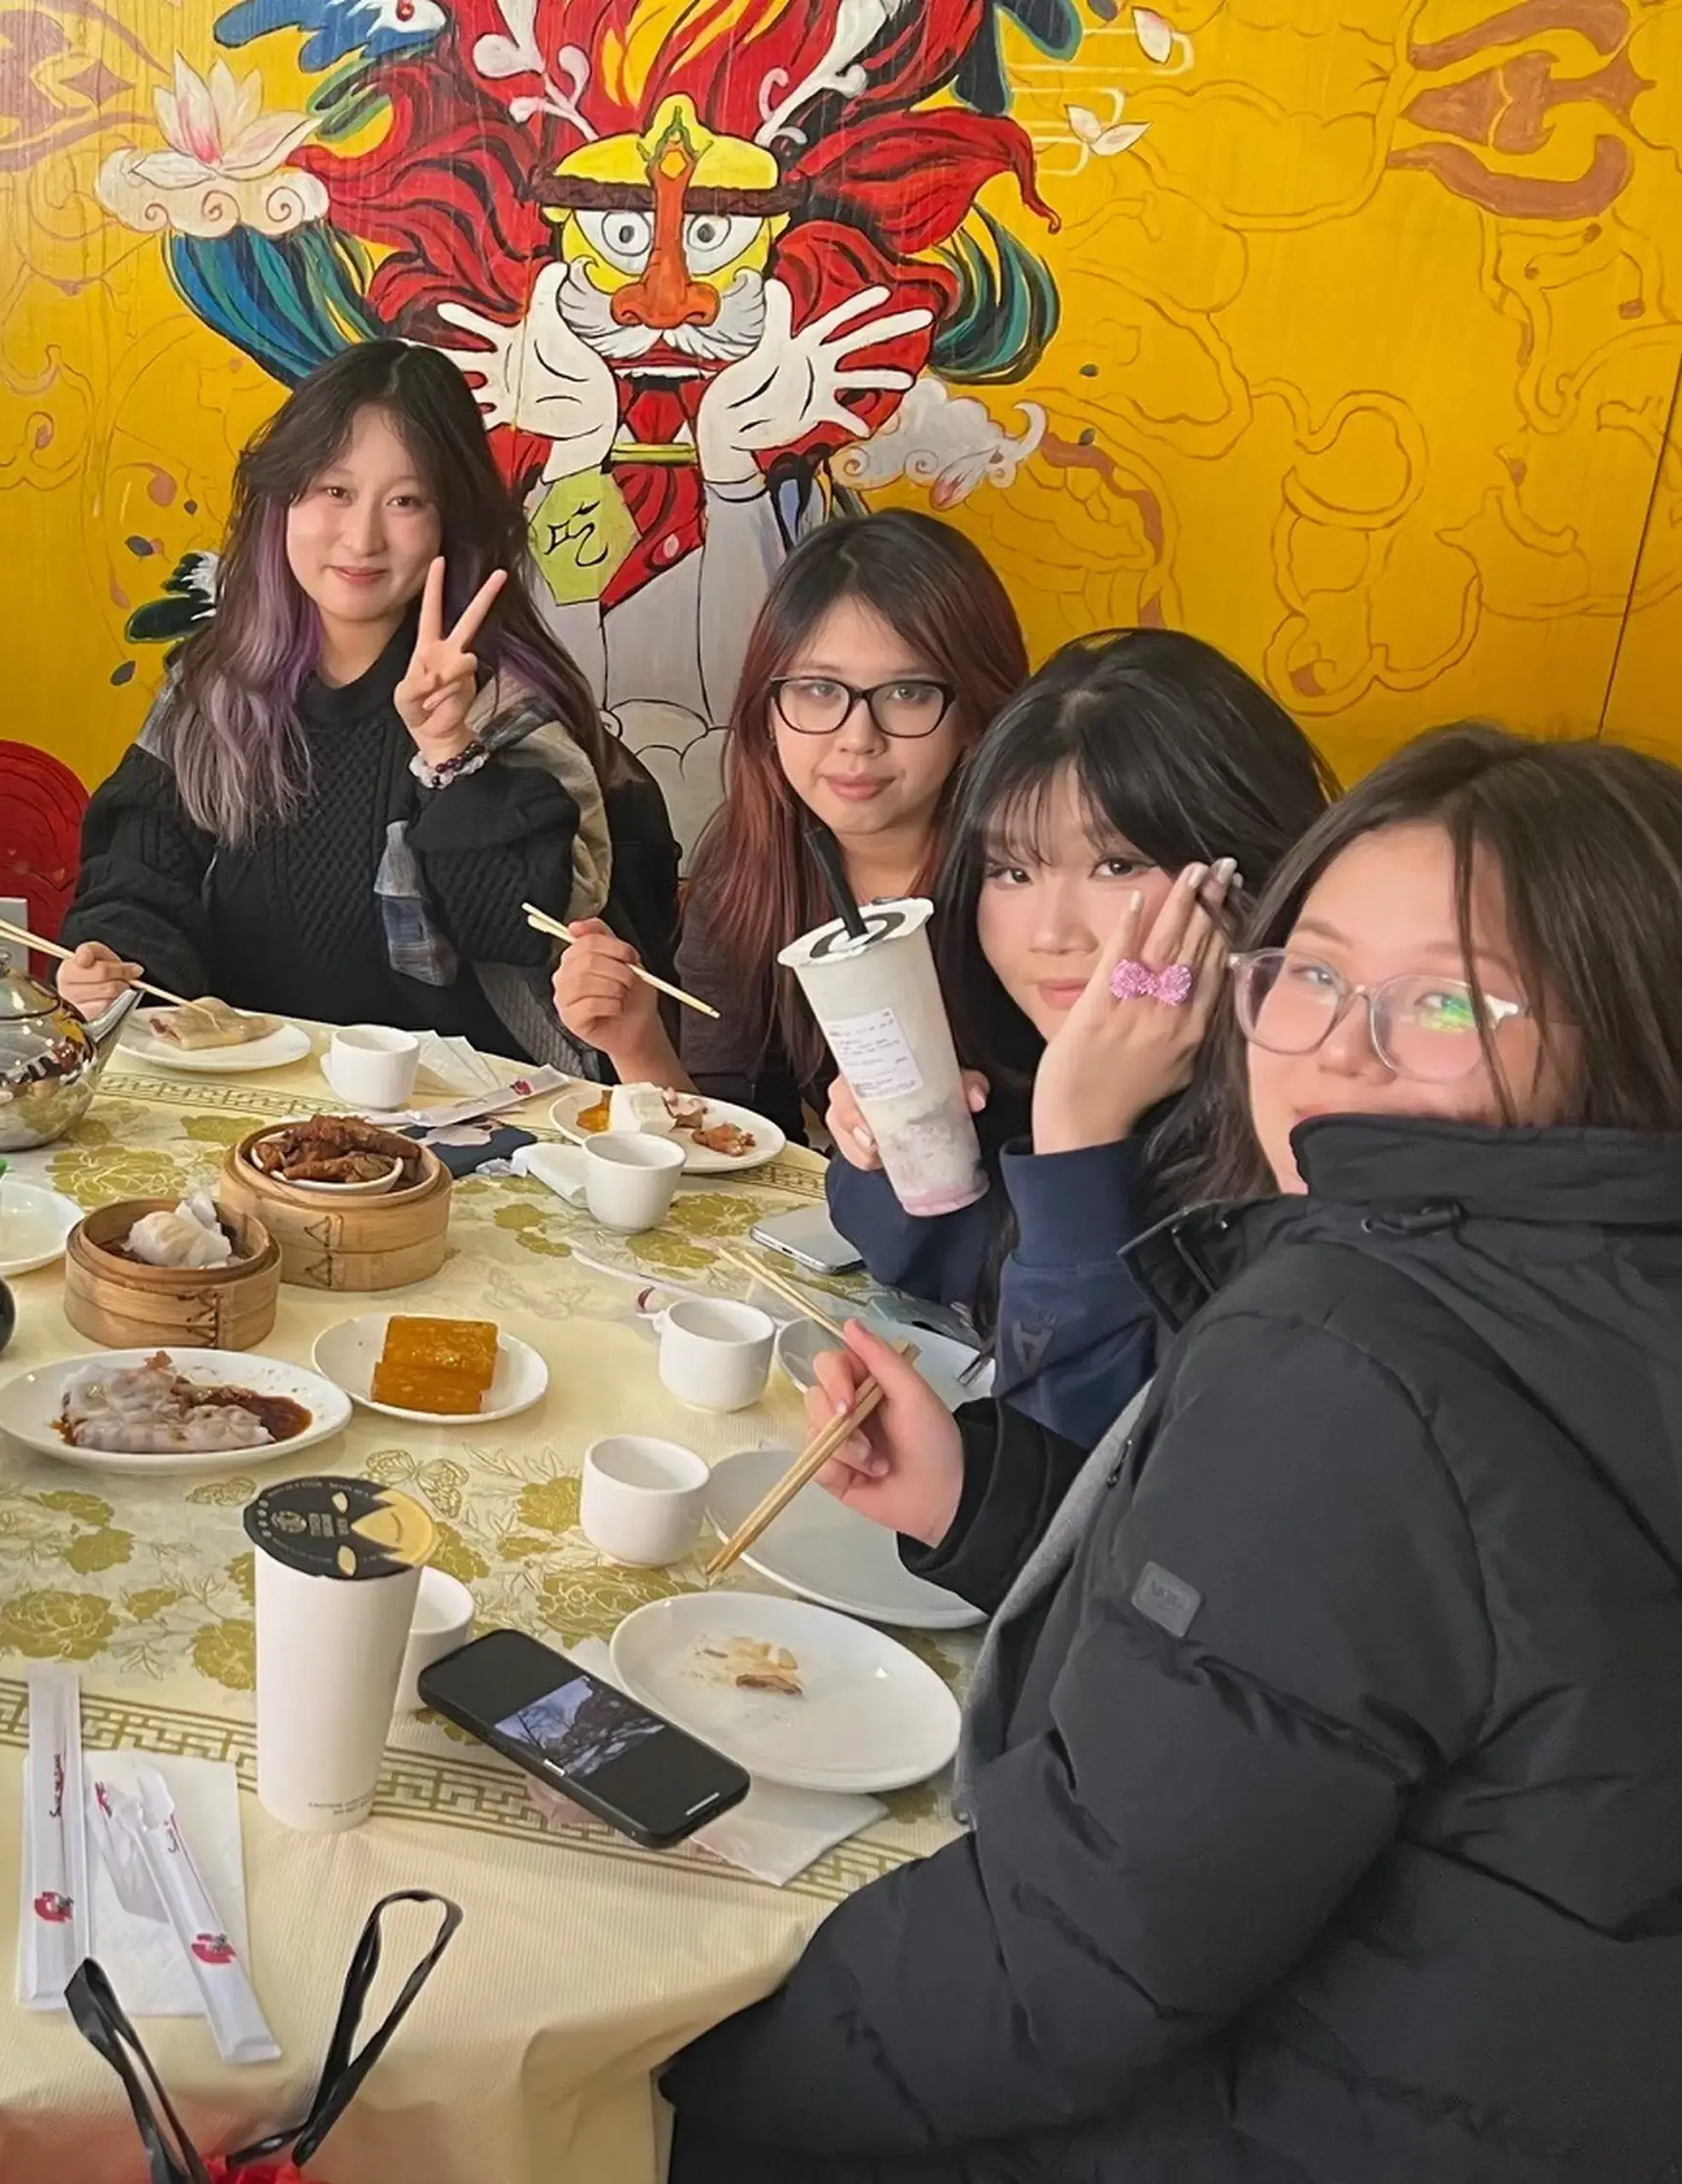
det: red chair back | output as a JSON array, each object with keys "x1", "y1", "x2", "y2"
[{"x1": 0, "y1": 740, "x2": 89, "y2": 944}]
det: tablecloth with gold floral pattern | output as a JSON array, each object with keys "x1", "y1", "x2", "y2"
[{"x1": 0, "y1": 1038, "x2": 967, "y2": 2184}]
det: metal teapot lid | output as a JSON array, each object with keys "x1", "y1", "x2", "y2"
[{"x1": 0, "y1": 944, "x2": 62, "y2": 1022}]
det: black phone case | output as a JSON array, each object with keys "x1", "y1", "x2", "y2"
[{"x1": 416, "y1": 1654, "x2": 748, "y2": 1850}]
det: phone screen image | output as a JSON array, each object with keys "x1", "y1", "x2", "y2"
[
  {"x1": 420, "y1": 1628, "x2": 750, "y2": 1848},
  {"x1": 494, "y1": 1676, "x2": 663, "y2": 1787}
]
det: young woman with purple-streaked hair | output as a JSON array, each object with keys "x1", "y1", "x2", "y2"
[{"x1": 60, "y1": 341, "x2": 678, "y2": 1066}]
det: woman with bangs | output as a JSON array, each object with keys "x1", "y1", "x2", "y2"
[
  {"x1": 827, "y1": 628, "x2": 1335, "y2": 1446},
  {"x1": 60, "y1": 340, "x2": 678, "y2": 1066},
  {"x1": 551, "y1": 509, "x2": 1029, "y2": 1142}
]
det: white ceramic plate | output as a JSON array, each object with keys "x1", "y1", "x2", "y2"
[
  {"x1": 611, "y1": 1591, "x2": 961, "y2": 1793},
  {"x1": 311, "y1": 1314, "x2": 548, "y2": 1425},
  {"x1": 777, "y1": 1316, "x2": 994, "y2": 1414},
  {"x1": 0, "y1": 1182, "x2": 83, "y2": 1278},
  {"x1": 705, "y1": 1447, "x2": 983, "y2": 1632},
  {"x1": 121, "y1": 1012, "x2": 313, "y2": 1075},
  {"x1": 547, "y1": 1087, "x2": 786, "y2": 1176},
  {"x1": 0, "y1": 1348, "x2": 352, "y2": 1475}
]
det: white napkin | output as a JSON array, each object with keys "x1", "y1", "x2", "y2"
[
  {"x1": 527, "y1": 1641, "x2": 885, "y2": 1887},
  {"x1": 415, "y1": 1033, "x2": 505, "y2": 1095},
  {"x1": 81, "y1": 1752, "x2": 251, "y2": 2018}
]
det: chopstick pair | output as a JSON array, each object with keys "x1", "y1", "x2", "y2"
[
  {"x1": 704, "y1": 1350, "x2": 914, "y2": 1579},
  {"x1": 713, "y1": 1244, "x2": 848, "y2": 1340},
  {"x1": 521, "y1": 903, "x2": 720, "y2": 1020},
  {"x1": 0, "y1": 916, "x2": 190, "y2": 1011}
]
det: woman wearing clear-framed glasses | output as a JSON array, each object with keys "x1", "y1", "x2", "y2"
[
  {"x1": 664, "y1": 722, "x2": 1682, "y2": 2184},
  {"x1": 551, "y1": 511, "x2": 1027, "y2": 1139}
]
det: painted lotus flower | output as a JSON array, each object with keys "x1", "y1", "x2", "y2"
[{"x1": 96, "y1": 57, "x2": 328, "y2": 239}]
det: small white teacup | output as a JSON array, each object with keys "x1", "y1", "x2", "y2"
[
  {"x1": 580, "y1": 1436, "x2": 709, "y2": 1566},
  {"x1": 525, "y1": 1132, "x2": 684, "y2": 1232},
  {"x1": 656, "y1": 1298, "x2": 775, "y2": 1413},
  {"x1": 323, "y1": 1024, "x2": 421, "y2": 1111},
  {"x1": 395, "y1": 1569, "x2": 475, "y2": 1716}
]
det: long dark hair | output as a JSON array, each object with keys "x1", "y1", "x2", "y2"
[
  {"x1": 1153, "y1": 723, "x2": 1682, "y2": 1213},
  {"x1": 933, "y1": 627, "x2": 1334, "y2": 1337},
  {"x1": 938, "y1": 626, "x2": 1338, "y2": 1097},
  {"x1": 687, "y1": 509, "x2": 1029, "y2": 1090},
  {"x1": 167, "y1": 340, "x2": 614, "y2": 843}
]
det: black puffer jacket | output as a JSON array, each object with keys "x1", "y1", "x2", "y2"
[{"x1": 664, "y1": 1118, "x2": 1682, "y2": 2183}]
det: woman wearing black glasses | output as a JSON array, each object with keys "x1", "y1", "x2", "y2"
[
  {"x1": 664, "y1": 723, "x2": 1682, "y2": 2184},
  {"x1": 552, "y1": 511, "x2": 1027, "y2": 1141}
]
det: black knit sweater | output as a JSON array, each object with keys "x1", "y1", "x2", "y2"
[{"x1": 62, "y1": 623, "x2": 676, "y2": 1060}]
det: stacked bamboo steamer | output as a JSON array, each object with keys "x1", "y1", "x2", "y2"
[
  {"x1": 218, "y1": 1125, "x2": 451, "y2": 1292},
  {"x1": 64, "y1": 1200, "x2": 282, "y2": 1350}
]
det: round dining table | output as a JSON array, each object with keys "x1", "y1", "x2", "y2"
[{"x1": 0, "y1": 1031, "x2": 966, "y2": 2181}]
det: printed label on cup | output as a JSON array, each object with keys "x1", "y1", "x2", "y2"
[{"x1": 825, "y1": 1007, "x2": 926, "y2": 1104}]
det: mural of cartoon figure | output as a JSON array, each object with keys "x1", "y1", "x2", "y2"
[{"x1": 98, "y1": 0, "x2": 1073, "y2": 845}]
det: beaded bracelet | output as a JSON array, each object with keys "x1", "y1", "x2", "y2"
[{"x1": 410, "y1": 737, "x2": 491, "y2": 791}]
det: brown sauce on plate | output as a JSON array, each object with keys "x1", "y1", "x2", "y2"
[{"x1": 198, "y1": 1387, "x2": 311, "y2": 1440}]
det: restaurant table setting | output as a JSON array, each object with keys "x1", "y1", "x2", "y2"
[{"x1": 0, "y1": 1010, "x2": 982, "y2": 2183}]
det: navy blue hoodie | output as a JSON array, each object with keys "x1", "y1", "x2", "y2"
[{"x1": 826, "y1": 1107, "x2": 1157, "y2": 1449}]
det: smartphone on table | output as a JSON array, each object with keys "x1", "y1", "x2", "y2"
[
  {"x1": 748, "y1": 1205, "x2": 863, "y2": 1275},
  {"x1": 417, "y1": 1629, "x2": 750, "y2": 1850}
]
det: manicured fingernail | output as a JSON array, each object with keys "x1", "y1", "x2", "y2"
[
  {"x1": 1184, "y1": 863, "x2": 1208, "y2": 889},
  {"x1": 835, "y1": 1399, "x2": 850, "y2": 1418},
  {"x1": 865, "y1": 1455, "x2": 889, "y2": 1478},
  {"x1": 1213, "y1": 857, "x2": 1237, "y2": 882},
  {"x1": 1128, "y1": 890, "x2": 1145, "y2": 912},
  {"x1": 852, "y1": 1124, "x2": 875, "y2": 1151}
]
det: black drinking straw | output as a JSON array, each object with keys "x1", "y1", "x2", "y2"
[{"x1": 804, "y1": 823, "x2": 869, "y2": 942}]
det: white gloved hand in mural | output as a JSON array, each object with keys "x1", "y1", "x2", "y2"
[
  {"x1": 435, "y1": 263, "x2": 619, "y2": 476},
  {"x1": 695, "y1": 280, "x2": 933, "y2": 488}
]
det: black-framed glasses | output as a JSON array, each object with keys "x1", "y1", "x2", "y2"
[
  {"x1": 1230, "y1": 948, "x2": 1530, "y2": 1083},
  {"x1": 769, "y1": 675, "x2": 957, "y2": 740}
]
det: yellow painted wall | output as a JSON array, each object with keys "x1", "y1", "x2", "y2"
[{"x1": 4, "y1": 0, "x2": 1681, "y2": 818}]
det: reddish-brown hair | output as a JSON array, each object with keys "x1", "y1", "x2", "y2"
[{"x1": 688, "y1": 509, "x2": 1028, "y2": 1091}]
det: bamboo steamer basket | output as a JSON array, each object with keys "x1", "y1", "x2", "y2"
[
  {"x1": 218, "y1": 1127, "x2": 451, "y2": 1292},
  {"x1": 64, "y1": 1199, "x2": 282, "y2": 1350}
]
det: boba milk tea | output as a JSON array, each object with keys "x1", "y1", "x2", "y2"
[{"x1": 779, "y1": 898, "x2": 987, "y2": 1217}]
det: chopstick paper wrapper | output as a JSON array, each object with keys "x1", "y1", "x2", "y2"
[
  {"x1": 91, "y1": 1768, "x2": 279, "y2": 2065},
  {"x1": 19, "y1": 1664, "x2": 90, "y2": 2007}
]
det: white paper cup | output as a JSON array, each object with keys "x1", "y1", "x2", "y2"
[
  {"x1": 394, "y1": 1569, "x2": 475, "y2": 1716},
  {"x1": 656, "y1": 1298, "x2": 775, "y2": 1413},
  {"x1": 581, "y1": 1436, "x2": 709, "y2": 1565},
  {"x1": 323, "y1": 1025, "x2": 421, "y2": 1110},
  {"x1": 245, "y1": 1477, "x2": 434, "y2": 1833},
  {"x1": 778, "y1": 899, "x2": 986, "y2": 1217}
]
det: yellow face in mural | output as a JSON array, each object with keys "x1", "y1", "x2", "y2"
[{"x1": 538, "y1": 96, "x2": 788, "y2": 374}]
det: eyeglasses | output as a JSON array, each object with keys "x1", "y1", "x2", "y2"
[
  {"x1": 768, "y1": 676, "x2": 957, "y2": 740},
  {"x1": 1230, "y1": 949, "x2": 1531, "y2": 1083}
]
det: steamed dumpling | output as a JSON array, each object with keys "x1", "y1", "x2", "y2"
[{"x1": 125, "y1": 1194, "x2": 235, "y2": 1269}]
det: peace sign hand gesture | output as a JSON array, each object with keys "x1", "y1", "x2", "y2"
[{"x1": 394, "y1": 558, "x2": 508, "y2": 761}]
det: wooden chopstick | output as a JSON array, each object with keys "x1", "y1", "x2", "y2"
[
  {"x1": 703, "y1": 1339, "x2": 918, "y2": 1580},
  {"x1": 0, "y1": 917, "x2": 191, "y2": 1011},
  {"x1": 521, "y1": 903, "x2": 720, "y2": 1020},
  {"x1": 714, "y1": 1245, "x2": 848, "y2": 1340}
]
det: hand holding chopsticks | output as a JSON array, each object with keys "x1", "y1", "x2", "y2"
[
  {"x1": 0, "y1": 919, "x2": 191, "y2": 1012},
  {"x1": 522, "y1": 903, "x2": 719, "y2": 1020},
  {"x1": 705, "y1": 1319, "x2": 966, "y2": 1577}
]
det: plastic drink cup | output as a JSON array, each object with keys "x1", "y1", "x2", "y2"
[
  {"x1": 244, "y1": 1476, "x2": 435, "y2": 1833},
  {"x1": 779, "y1": 898, "x2": 986, "y2": 1217}
]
